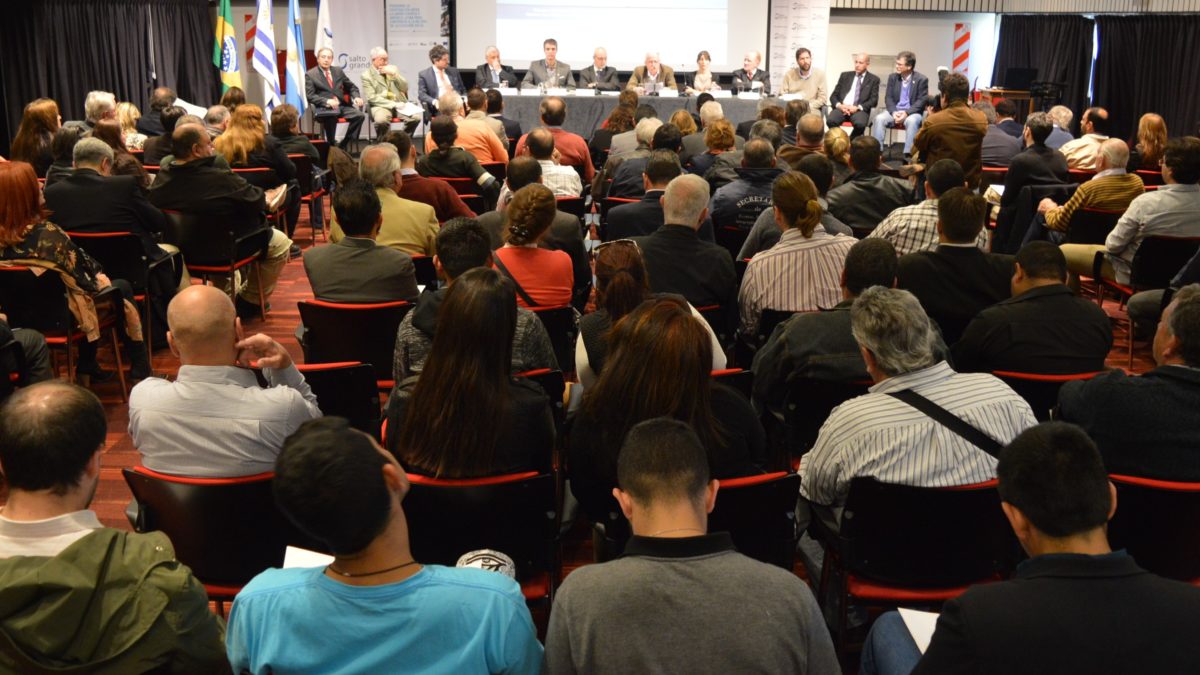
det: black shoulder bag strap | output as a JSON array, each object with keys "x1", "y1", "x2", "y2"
[
  {"x1": 887, "y1": 389, "x2": 1004, "y2": 458},
  {"x1": 492, "y1": 254, "x2": 540, "y2": 308}
]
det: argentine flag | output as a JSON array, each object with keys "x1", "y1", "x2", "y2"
[
  {"x1": 252, "y1": 0, "x2": 282, "y2": 111},
  {"x1": 285, "y1": 0, "x2": 307, "y2": 113}
]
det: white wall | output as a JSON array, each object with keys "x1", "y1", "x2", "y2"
[{"x1": 228, "y1": 1, "x2": 322, "y2": 108}]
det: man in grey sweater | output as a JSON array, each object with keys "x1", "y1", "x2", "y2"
[{"x1": 544, "y1": 418, "x2": 838, "y2": 674}]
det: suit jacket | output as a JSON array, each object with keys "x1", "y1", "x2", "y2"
[
  {"x1": 361, "y1": 67, "x2": 411, "y2": 114},
  {"x1": 829, "y1": 70, "x2": 881, "y2": 110},
  {"x1": 606, "y1": 189, "x2": 665, "y2": 240},
  {"x1": 635, "y1": 224, "x2": 736, "y2": 313},
  {"x1": 44, "y1": 169, "x2": 167, "y2": 259},
  {"x1": 1059, "y1": 365, "x2": 1200, "y2": 480},
  {"x1": 578, "y1": 65, "x2": 620, "y2": 91},
  {"x1": 883, "y1": 72, "x2": 929, "y2": 116},
  {"x1": 148, "y1": 156, "x2": 264, "y2": 233},
  {"x1": 330, "y1": 186, "x2": 438, "y2": 256},
  {"x1": 417, "y1": 66, "x2": 467, "y2": 113},
  {"x1": 826, "y1": 170, "x2": 915, "y2": 230},
  {"x1": 913, "y1": 553, "x2": 1200, "y2": 675},
  {"x1": 981, "y1": 125, "x2": 1023, "y2": 167},
  {"x1": 490, "y1": 114, "x2": 522, "y2": 142},
  {"x1": 897, "y1": 245, "x2": 1015, "y2": 345},
  {"x1": 136, "y1": 110, "x2": 165, "y2": 137},
  {"x1": 478, "y1": 209, "x2": 591, "y2": 311},
  {"x1": 913, "y1": 101, "x2": 989, "y2": 189},
  {"x1": 522, "y1": 60, "x2": 574, "y2": 88},
  {"x1": 303, "y1": 236, "x2": 419, "y2": 303},
  {"x1": 305, "y1": 65, "x2": 360, "y2": 112},
  {"x1": 474, "y1": 63, "x2": 520, "y2": 89},
  {"x1": 952, "y1": 284, "x2": 1112, "y2": 375},
  {"x1": 996, "y1": 118, "x2": 1023, "y2": 138},
  {"x1": 731, "y1": 68, "x2": 772, "y2": 96},
  {"x1": 626, "y1": 65, "x2": 677, "y2": 91}
]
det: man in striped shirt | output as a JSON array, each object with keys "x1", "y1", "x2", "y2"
[
  {"x1": 799, "y1": 287, "x2": 1037, "y2": 514},
  {"x1": 1034, "y1": 138, "x2": 1143, "y2": 242},
  {"x1": 867, "y1": 158, "x2": 986, "y2": 255}
]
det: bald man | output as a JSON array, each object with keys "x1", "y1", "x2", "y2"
[
  {"x1": 627, "y1": 52, "x2": 677, "y2": 94},
  {"x1": 128, "y1": 286, "x2": 321, "y2": 477}
]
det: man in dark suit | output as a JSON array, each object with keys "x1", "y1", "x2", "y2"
[
  {"x1": 417, "y1": 44, "x2": 467, "y2": 118},
  {"x1": 993, "y1": 112, "x2": 1071, "y2": 252},
  {"x1": 578, "y1": 47, "x2": 620, "y2": 91},
  {"x1": 994, "y1": 97, "x2": 1024, "y2": 138},
  {"x1": 635, "y1": 174, "x2": 736, "y2": 329},
  {"x1": 141, "y1": 106, "x2": 186, "y2": 167},
  {"x1": 826, "y1": 53, "x2": 880, "y2": 138},
  {"x1": 861, "y1": 422, "x2": 1200, "y2": 675},
  {"x1": 731, "y1": 51, "x2": 771, "y2": 95},
  {"x1": 305, "y1": 47, "x2": 365, "y2": 150},
  {"x1": 136, "y1": 87, "x2": 176, "y2": 137},
  {"x1": 474, "y1": 46, "x2": 520, "y2": 89},
  {"x1": 522, "y1": 38, "x2": 574, "y2": 88},
  {"x1": 606, "y1": 150, "x2": 682, "y2": 239},
  {"x1": 953, "y1": 241, "x2": 1112, "y2": 375},
  {"x1": 303, "y1": 179, "x2": 418, "y2": 304},
  {"x1": 485, "y1": 89, "x2": 522, "y2": 143},
  {"x1": 826, "y1": 136, "x2": 914, "y2": 232},
  {"x1": 870, "y1": 51, "x2": 929, "y2": 159},
  {"x1": 1058, "y1": 284, "x2": 1200, "y2": 481},
  {"x1": 897, "y1": 188, "x2": 1014, "y2": 345}
]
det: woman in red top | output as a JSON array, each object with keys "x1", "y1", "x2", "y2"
[{"x1": 493, "y1": 184, "x2": 572, "y2": 308}]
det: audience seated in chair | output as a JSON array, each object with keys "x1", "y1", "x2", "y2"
[
  {"x1": 393, "y1": 217, "x2": 556, "y2": 380},
  {"x1": 593, "y1": 115, "x2": 661, "y2": 199},
  {"x1": 333, "y1": 143, "x2": 439, "y2": 256},
  {"x1": 304, "y1": 179, "x2": 418, "y2": 304},
  {"x1": 868, "y1": 159, "x2": 985, "y2": 255},
  {"x1": 912, "y1": 72, "x2": 988, "y2": 190},
  {"x1": 953, "y1": 241, "x2": 1112, "y2": 375},
  {"x1": 569, "y1": 298, "x2": 771, "y2": 526},
  {"x1": 500, "y1": 127, "x2": 581, "y2": 203},
  {"x1": 778, "y1": 112, "x2": 826, "y2": 170},
  {"x1": 545, "y1": 417, "x2": 836, "y2": 674},
  {"x1": 992, "y1": 111, "x2": 1072, "y2": 252},
  {"x1": 422, "y1": 91, "x2": 507, "y2": 166},
  {"x1": 605, "y1": 150, "x2": 683, "y2": 240},
  {"x1": 1058, "y1": 284, "x2": 1200, "y2": 480},
  {"x1": 129, "y1": 285, "x2": 321, "y2": 477},
  {"x1": 268, "y1": 103, "x2": 318, "y2": 164},
  {"x1": 827, "y1": 136, "x2": 915, "y2": 233},
  {"x1": 380, "y1": 130, "x2": 476, "y2": 222},
  {"x1": 464, "y1": 87, "x2": 509, "y2": 153},
  {"x1": 416, "y1": 116, "x2": 502, "y2": 208},
  {"x1": 491, "y1": 183, "x2": 576, "y2": 310},
  {"x1": 860, "y1": 422, "x2": 1200, "y2": 675},
  {"x1": 204, "y1": 104, "x2": 231, "y2": 139},
  {"x1": 607, "y1": 124, "x2": 683, "y2": 200},
  {"x1": 972, "y1": 101, "x2": 1021, "y2": 168},
  {"x1": 1058, "y1": 106, "x2": 1111, "y2": 171},
  {"x1": 709, "y1": 138, "x2": 785, "y2": 237},
  {"x1": 141, "y1": 105, "x2": 186, "y2": 167},
  {"x1": 740, "y1": 153, "x2": 853, "y2": 259},
  {"x1": 385, "y1": 267, "x2": 555, "y2": 477},
  {"x1": 1029, "y1": 138, "x2": 1143, "y2": 245},
  {"x1": 685, "y1": 117, "x2": 735, "y2": 179},
  {"x1": 215, "y1": 104, "x2": 301, "y2": 238},
  {"x1": 513, "y1": 97, "x2": 594, "y2": 183},
  {"x1": 0, "y1": 382, "x2": 228, "y2": 673},
  {"x1": 705, "y1": 119, "x2": 783, "y2": 193},
  {"x1": 226, "y1": 417, "x2": 543, "y2": 673},
  {"x1": 681, "y1": 101, "x2": 745, "y2": 165}
]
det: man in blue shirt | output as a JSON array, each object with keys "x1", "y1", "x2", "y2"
[{"x1": 226, "y1": 417, "x2": 543, "y2": 674}]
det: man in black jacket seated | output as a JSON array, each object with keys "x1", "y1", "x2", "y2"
[
  {"x1": 897, "y1": 188, "x2": 1014, "y2": 345},
  {"x1": 859, "y1": 422, "x2": 1200, "y2": 675},
  {"x1": 993, "y1": 112, "x2": 1070, "y2": 253},
  {"x1": 1058, "y1": 284, "x2": 1200, "y2": 480},
  {"x1": 606, "y1": 150, "x2": 681, "y2": 240},
  {"x1": 826, "y1": 136, "x2": 914, "y2": 233},
  {"x1": 952, "y1": 241, "x2": 1111, "y2": 375},
  {"x1": 136, "y1": 87, "x2": 176, "y2": 137}
]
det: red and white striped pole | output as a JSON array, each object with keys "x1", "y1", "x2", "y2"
[
  {"x1": 953, "y1": 23, "x2": 970, "y2": 76},
  {"x1": 245, "y1": 15, "x2": 256, "y2": 66}
]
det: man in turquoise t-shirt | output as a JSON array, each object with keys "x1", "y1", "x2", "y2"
[{"x1": 226, "y1": 417, "x2": 543, "y2": 674}]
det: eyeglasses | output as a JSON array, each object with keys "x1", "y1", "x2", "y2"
[{"x1": 592, "y1": 238, "x2": 641, "y2": 262}]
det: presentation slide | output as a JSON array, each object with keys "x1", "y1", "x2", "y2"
[{"x1": 454, "y1": 0, "x2": 769, "y2": 74}]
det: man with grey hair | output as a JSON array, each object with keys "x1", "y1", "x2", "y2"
[
  {"x1": 732, "y1": 50, "x2": 771, "y2": 95},
  {"x1": 475, "y1": 45, "x2": 520, "y2": 88},
  {"x1": 1046, "y1": 104, "x2": 1075, "y2": 150},
  {"x1": 627, "y1": 52, "x2": 677, "y2": 94},
  {"x1": 331, "y1": 143, "x2": 438, "y2": 255},
  {"x1": 203, "y1": 105, "x2": 230, "y2": 138},
  {"x1": 305, "y1": 46, "x2": 365, "y2": 149},
  {"x1": 64, "y1": 90, "x2": 117, "y2": 133},
  {"x1": 681, "y1": 101, "x2": 746, "y2": 160},
  {"x1": 799, "y1": 285, "x2": 1036, "y2": 511},
  {"x1": 362, "y1": 46, "x2": 419, "y2": 138},
  {"x1": 577, "y1": 47, "x2": 619, "y2": 91},
  {"x1": 827, "y1": 53, "x2": 880, "y2": 138},
  {"x1": 1030, "y1": 138, "x2": 1143, "y2": 243},
  {"x1": 635, "y1": 174, "x2": 737, "y2": 327}
]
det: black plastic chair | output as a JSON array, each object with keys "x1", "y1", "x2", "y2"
[
  {"x1": 297, "y1": 299, "x2": 413, "y2": 389},
  {"x1": 0, "y1": 339, "x2": 28, "y2": 401},
  {"x1": 1065, "y1": 208, "x2": 1122, "y2": 245},
  {"x1": 288, "y1": 153, "x2": 330, "y2": 244},
  {"x1": 709, "y1": 472, "x2": 801, "y2": 569},
  {"x1": 782, "y1": 377, "x2": 872, "y2": 456},
  {"x1": 403, "y1": 471, "x2": 560, "y2": 604},
  {"x1": 531, "y1": 306, "x2": 577, "y2": 376},
  {"x1": 556, "y1": 196, "x2": 587, "y2": 221},
  {"x1": 410, "y1": 254, "x2": 438, "y2": 288},
  {"x1": 992, "y1": 370, "x2": 1104, "y2": 421},
  {"x1": 517, "y1": 367, "x2": 566, "y2": 433},
  {"x1": 163, "y1": 210, "x2": 272, "y2": 318},
  {"x1": 715, "y1": 225, "x2": 749, "y2": 262},
  {"x1": 481, "y1": 161, "x2": 506, "y2": 184},
  {"x1": 1108, "y1": 474, "x2": 1200, "y2": 585},
  {"x1": 711, "y1": 368, "x2": 753, "y2": 400},
  {"x1": 295, "y1": 362, "x2": 381, "y2": 439}
]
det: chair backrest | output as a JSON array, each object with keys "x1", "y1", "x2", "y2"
[
  {"x1": 429, "y1": 176, "x2": 479, "y2": 196},
  {"x1": 1135, "y1": 169, "x2": 1164, "y2": 186},
  {"x1": 839, "y1": 477, "x2": 1018, "y2": 586},
  {"x1": 162, "y1": 210, "x2": 257, "y2": 266},
  {"x1": 709, "y1": 472, "x2": 801, "y2": 569},
  {"x1": 312, "y1": 138, "x2": 331, "y2": 169},
  {"x1": 711, "y1": 368, "x2": 753, "y2": 400},
  {"x1": 694, "y1": 304, "x2": 731, "y2": 349},
  {"x1": 288, "y1": 153, "x2": 317, "y2": 196},
  {"x1": 1067, "y1": 169, "x2": 1096, "y2": 184},
  {"x1": 1108, "y1": 474, "x2": 1200, "y2": 583},
  {"x1": 556, "y1": 196, "x2": 586, "y2": 220},
  {"x1": 1129, "y1": 236, "x2": 1200, "y2": 292},
  {"x1": 1065, "y1": 208, "x2": 1123, "y2": 245},
  {"x1": 410, "y1": 254, "x2": 438, "y2": 288},
  {"x1": 0, "y1": 339, "x2": 27, "y2": 401},
  {"x1": 783, "y1": 377, "x2": 872, "y2": 455},
  {"x1": 714, "y1": 225, "x2": 748, "y2": 262},
  {"x1": 531, "y1": 306, "x2": 577, "y2": 374},
  {"x1": 481, "y1": 161, "x2": 506, "y2": 184},
  {"x1": 461, "y1": 194, "x2": 487, "y2": 214},
  {"x1": 295, "y1": 362, "x2": 381, "y2": 438},
  {"x1": 980, "y1": 166, "x2": 1008, "y2": 186},
  {"x1": 991, "y1": 370, "x2": 1102, "y2": 421},
  {"x1": 752, "y1": 309, "x2": 796, "y2": 351},
  {"x1": 122, "y1": 467, "x2": 321, "y2": 587},
  {"x1": 297, "y1": 299, "x2": 413, "y2": 384},
  {"x1": 0, "y1": 266, "x2": 74, "y2": 334},
  {"x1": 66, "y1": 231, "x2": 151, "y2": 291},
  {"x1": 517, "y1": 368, "x2": 566, "y2": 432},
  {"x1": 403, "y1": 472, "x2": 558, "y2": 583},
  {"x1": 232, "y1": 166, "x2": 282, "y2": 190}
]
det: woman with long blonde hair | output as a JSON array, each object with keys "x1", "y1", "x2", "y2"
[
  {"x1": 1130, "y1": 113, "x2": 1167, "y2": 171},
  {"x1": 116, "y1": 102, "x2": 147, "y2": 151},
  {"x1": 215, "y1": 104, "x2": 300, "y2": 235}
]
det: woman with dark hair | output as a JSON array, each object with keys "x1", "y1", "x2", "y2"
[
  {"x1": 11, "y1": 98, "x2": 60, "y2": 177},
  {"x1": 687, "y1": 118, "x2": 736, "y2": 175},
  {"x1": 214, "y1": 104, "x2": 301, "y2": 236},
  {"x1": 1128, "y1": 113, "x2": 1168, "y2": 171},
  {"x1": 416, "y1": 116, "x2": 501, "y2": 207},
  {"x1": 386, "y1": 267, "x2": 555, "y2": 477},
  {"x1": 0, "y1": 161, "x2": 150, "y2": 380},
  {"x1": 569, "y1": 297, "x2": 770, "y2": 523},
  {"x1": 92, "y1": 119, "x2": 151, "y2": 191},
  {"x1": 219, "y1": 86, "x2": 246, "y2": 112},
  {"x1": 589, "y1": 105, "x2": 635, "y2": 161},
  {"x1": 686, "y1": 50, "x2": 720, "y2": 94},
  {"x1": 42, "y1": 127, "x2": 82, "y2": 189},
  {"x1": 576, "y1": 239, "x2": 725, "y2": 387},
  {"x1": 492, "y1": 183, "x2": 572, "y2": 308}
]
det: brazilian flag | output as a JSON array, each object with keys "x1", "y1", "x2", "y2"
[{"x1": 213, "y1": 0, "x2": 243, "y2": 91}]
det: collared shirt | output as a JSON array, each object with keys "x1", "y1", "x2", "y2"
[
  {"x1": 842, "y1": 74, "x2": 863, "y2": 105},
  {"x1": 868, "y1": 198, "x2": 988, "y2": 256},
  {"x1": 799, "y1": 361, "x2": 1036, "y2": 508},
  {"x1": 1059, "y1": 133, "x2": 1109, "y2": 170},
  {"x1": 498, "y1": 160, "x2": 581, "y2": 204},
  {"x1": 1106, "y1": 183, "x2": 1200, "y2": 283},
  {"x1": 738, "y1": 226, "x2": 856, "y2": 337},
  {"x1": 0, "y1": 510, "x2": 103, "y2": 558},
  {"x1": 897, "y1": 74, "x2": 912, "y2": 109},
  {"x1": 129, "y1": 365, "x2": 322, "y2": 477},
  {"x1": 1044, "y1": 171, "x2": 1144, "y2": 232}
]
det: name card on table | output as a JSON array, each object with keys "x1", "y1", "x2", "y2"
[
  {"x1": 737, "y1": 91, "x2": 762, "y2": 100},
  {"x1": 658, "y1": 89, "x2": 679, "y2": 98},
  {"x1": 711, "y1": 89, "x2": 733, "y2": 98}
]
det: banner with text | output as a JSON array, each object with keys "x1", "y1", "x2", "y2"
[
  {"x1": 386, "y1": 0, "x2": 449, "y2": 103},
  {"x1": 768, "y1": 0, "x2": 830, "y2": 96},
  {"x1": 331, "y1": 0, "x2": 385, "y2": 135}
]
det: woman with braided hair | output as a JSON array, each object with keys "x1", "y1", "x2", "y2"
[{"x1": 492, "y1": 183, "x2": 573, "y2": 309}]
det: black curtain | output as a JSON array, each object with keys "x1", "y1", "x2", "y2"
[
  {"x1": 0, "y1": 0, "x2": 218, "y2": 156},
  {"x1": 1094, "y1": 15, "x2": 1200, "y2": 144},
  {"x1": 991, "y1": 14, "x2": 1094, "y2": 129}
]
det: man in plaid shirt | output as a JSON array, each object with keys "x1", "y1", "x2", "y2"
[{"x1": 867, "y1": 159, "x2": 987, "y2": 255}]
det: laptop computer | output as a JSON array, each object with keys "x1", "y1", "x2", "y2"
[{"x1": 1003, "y1": 67, "x2": 1038, "y2": 91}]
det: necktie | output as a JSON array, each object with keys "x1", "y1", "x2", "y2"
[{"x1": 325, "y1": 69, "x2": 333, "y2": 88}]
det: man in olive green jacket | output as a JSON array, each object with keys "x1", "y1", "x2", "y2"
[{"x1": 0, "y1": 382, "x2": 228, "y2": 674}]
